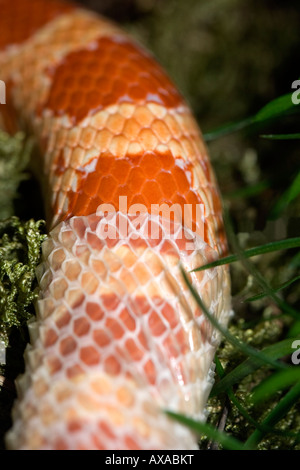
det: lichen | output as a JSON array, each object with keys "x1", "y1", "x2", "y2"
[{"x1": 0, "y1": 217, "x2": 46, "y2": 346}]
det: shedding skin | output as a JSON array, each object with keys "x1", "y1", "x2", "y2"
[{"x1": 0, "y1": 0, "x2": 231, "y2": 450}]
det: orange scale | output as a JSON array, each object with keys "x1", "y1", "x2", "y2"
[
  {"x1": 159, "y1": 150, "x2": 175, "y2": 169},
  {"x1": 143, "y1": 359, "x2": 157, "y2": 385},
  {"x1": 72, "y1": 91, "x2": 85, "y2": 107},
  {"x1": 73, "y1": 317, "x2": 91, "y2": 337},
  {"x1": 124, "y1": 436, "x2": 141, "y2": 451},
  {"x1": 71, "y1": 192, "x2": 92, "y2": 217},
  {"x1": 43, "y1": 328, "x2": 58, "y2": 348},
  {"x1": 140, "y1": 180, "x2": 163, "y2": 205},
  {"x1": 86, "y1": 302, "x2": 105, "y2": 322},
  {"x1": 145, "y1": 235, "x2": 164, "y2": 250},
  {"x1": 47, "y1": 356, "x2": 62, "y2": 375},
  {"x1": 98, "y1": 175, "x2": 118, "y2": 200},
  {"x1": 70, "y1": 215, "x2": 87, "y2": 238},
  {"x1": 127, "y1": 235, "x2": 148, "y2": 251},
  {"x1": 93, "y1": 329, "x2": 111, "y2": 348},
  {"x1": 176, "y1": 329, "x2": 189, "y2": 354},
  {"x1": 87, "y1": 213, "x2": 101, "y2": 231},
  {"x1": 119, "y1": 308, "x2": 136, "y2": 332},
  {"x1": 62, "y1": 75, "x2": 77, "y2": 91},
  {"x1": 128, "y1": 85, "x2": 147, "y2": 101},
  {"x1": 105, "y1": 318, "x2": 125, "y2": 340},
  {"x1": 80, "y1": 75, "x2": 94, "y2": 89},
  {"x1": 126, "y1": 166, "x2": 145, "y2": 191},
  {"x1": 111, "y1": 161, "x2": 132, "y2": 185},
  {"x1": 104, "y1": 355, "x2": 121, "y2": 375},
  {"x1": 93, "y1": 76, "x2": 109, "y2": 91},
  {"x1": 185, "y1": 189, "x2": 203, "y2": 206},
  {"x1": 67, "y1": 419, "x2": 83, "y2": 433},
  {"x1": 151, "y1": 296, "x2": 165, "y2": 307},
  {"x1": 156, "y1": 171, "x2": 177, "y2": 198},
  {"x1": 139, "y1": 74, "x2": 159, "y2": 94},
  {"x1": 174, "y1": 235, "x2": 195, "y2": 254},
  {"x1": 86, "y1": 196, "x2": 104, "y2": 216},
  {"x1": 160, "y1": 239, "x2": 178, "y2": 258},
  {"x1": 59, "y1": 335, "x2": 77, "y2": 356},
  {"x1": 122, "y1": 65, "x2": 139, "y2": 82},
  {"x1": 173, "y1": 166, "x2": 191, "y2": 193},
  {"x1": 125, "y1": 338, "x2": 144, "y2": 362},
  {"x1": 66, "y1": 363, "x2": 85, "y2": 380},
  {"x1": 105, "y1": 236, "x2": 120, "y2": 250},
  {"x1": 162, "y1": 335, "x2": 181, "y2": 359},
  {"x1": 86, "y1": 89, "x2": 104, "y2": 106},
  {"x1": 53, "y1": 91, "x2": 70, "y2": 111},
  {"x1": 113, "y1": 184, "x2": 132, "y2": 205},
  {"x1": 98, "y1": 421, "x2": 117, "y2": 441},
  {"x1": 161, "y1": 303, "x2": 179, "y2": 329},
  {"x1": 80, "y1": 345, "x2": 101, "y2": 366},
  {"x1": 148, "y1": 311, "x2": 167, "y2": 337},
  {"x1": 53, "y1": 150, "x2": 66, "y2": 177},
  {"x1": 67, "y1": 289, "x2": 85, "y2": 309},
  {"x1": 126, "y1": 194, "x2": 147, "y2": 211},
  {"x1": 112, "y1": 78, "x2": 130, "y2": 97},
  {"x1": 140, "y1": 152, "x2": 162, "y2": 178},
  {"x1": 137, "y1": 330, "x2": 149, "y2": 350},
  {"x1": 172, "y1": 192, "x2": 188, "y2": 208},
  {"x1": 86, "y1": 231, "x2": 104, "y2": 251},
  {"x1": 103, "y1": 61, "x2": 119, "y2": 77},
  {"x1": 101, "y1": 293, "x2": 121, "y2": 311},
  {"x1": 102, "y1": 92, "x2": 118, "y2": 108},
  {"x1": 132, "y1": 296, "x2": 152, "y2": 315},
  {"x1": 55, "y1": 310, "x2": 71, "y2": 330}
]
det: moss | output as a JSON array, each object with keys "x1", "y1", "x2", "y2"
[{"x1": 0, "y1": 217, "x2": 46, "y2": 346}]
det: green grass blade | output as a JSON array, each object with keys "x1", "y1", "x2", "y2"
[
  {"x1": 192, "y1": 237, "x2": 300, "y2": 272},
  {"x1": 253, "y1": 92, "x2": 297, "y2": 123},
  {"x1": 251, "y1": 368, "x2": 300, "y2": 405},
  {"x1": 245, "y1": 275, "x2": 300, "y2": 302},
  {"x1": 261, "y1": 133, "x2": 300, "y2": 140},
  {"x1": 165, "y1": 410, "x2": 245, "y2": 450},
  {"x1": 211, "y1": 337, "x2": 298, "y2": 397},
  {"x1": 243, "y1": 380, "x2": 300, "y2": 449},
  {"x1": 203, "y1": 91, "x2": 299, "y2": 141},
  {"x1": 203, "y1": 117, "x2": 253, "y2": 141}
]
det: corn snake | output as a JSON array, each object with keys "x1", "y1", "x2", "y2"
[{"x1": 0, "y1": 0, "x2": 231, "y2": 450}]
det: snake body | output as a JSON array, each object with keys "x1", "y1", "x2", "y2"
[{"x1": 0, "y1": 0, "x2": 231, "y2": 450}]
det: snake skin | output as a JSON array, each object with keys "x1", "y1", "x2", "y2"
[{"x1": 0, "y1": 0, "x2": 231, "y2": 449}]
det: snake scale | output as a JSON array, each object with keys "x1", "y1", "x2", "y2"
[{"x1": 0, "y1": 0, "x2": 231, "y2": 450}]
